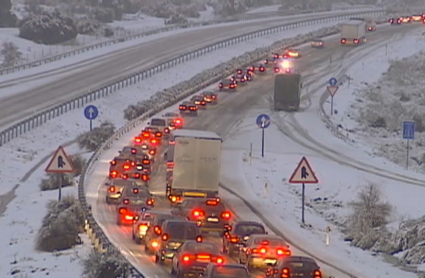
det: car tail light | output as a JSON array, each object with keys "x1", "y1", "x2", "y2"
[
  {"x1": 201, "y1": 101, "x2": 206, "y2": 105},
  {"x1": 174, "y1": 118, "x2": 183, "y2": 125},
  {"x1": 138, "y1": 223, "x2": 148, "y2": 231},
  {"x1": 122, "y1": 174, "x2": 128, "y2": 179},
  {"x1": 192, "y1": 210, "x2": 204, "y2": 218},
  {"x1": 183, "y1": 255, "x2": 191, "y2": 262},
  {"x1": 108, "y1": 186, "x2": 115, "y2": 192},
  {"x1": 206, "y1": 199, "x2": 218, "y2": 206},
  {"x1": 237, "y1": 69, "x2": 242, "y2": 74},
  {"x1": 149, "y1": 149, "x2": 156, "y2": 155},
  {"x1": 285, "y1": 68, "x2": 290, "y2": 73},
  {"x1": 132, "y1": 188, "x2": 139, "y2": 194},
  {"x1": 110, "y1": 160, "x2": 117, "y2": 165},
  {"x1": 211, "y1": 95, "x2": 216, "y2": 99},
  {"x1": 274, "y1": 67, "x2": 279, "y2": 73},
  {"x1": 123, "y1": 164, "x2": 130, "y2": 170},
  {"x1": 353, "y1": 39, "x2": 359, "y2": 44},
  {"x1": 167, "y1": 161, "x2": 174, "y2": 168},
  {"x1": 141, "y1": 174, "x2": 149, "y2": 181},
  {"x1": 142, "y1": 159, "x2": 150, "y2": 165},
  {"x1": 151, "y1": 241, "x2": 159, "y2": 248},
  {"x1": 154, "y1": 226, "x2": 161, "y2": 235},
  {"x1": 218, "y1": 83, "x2": 223, "y2": 88},
  {"x1": 252, "y1": 248, "x2": 267, "y2": 254},
  {"x1": 230, "y1": 236, "x2": 239, "y2": 243},
  {"x1": 134, "y1": 137, "x2": 142, "y2": 144},
  {"x1": 314, "y1": 270, "x2": 322, "y2": 278},
  {"x1": 118, "y1": 208, "x2": 127, "y2": 214},
  {"x1": 109, "y1": 171, "x2": 118, "y2": 178},
  {"x1": 155, "y1": 132, "x2": 162, "y2": 138},
  {"x1": 221, "y1": 212, "x2": 231, "y2": 219},
  {"x1": 281, "y1": 267, "x2": 290, "y2": 278},
  {"x1": 134, "y1": 173, "x2": 140, "y2": 178},
  {"x1": 147, "y1": 198, "x2": 154, "y2": 206},
  {"x1": 150, "y1": 139, "x2": 158, "y2": 145},
  {"x1": 260, "y1": 67, "x2": 264, "y2": 71},
  {"x1": 131, "y1": 148, "x2": 137, "y2": 154},
  {"x1": 161, "y1": 233, "x2": 168, "y2": 241},
  {"x1": 215, "y1": 257, "x2": 224, "y2": 264},
  {"x1": 276, "y1": 248, "x2": 291, "y2": 256},
  {"x1": 189, "y1": 106, "x2": 197, "y2": 111},
  {"x1": 196, "y1": 236, "x2": 203, "y2": 242},
  {"x1": 273, "y1": 54, "x2": 279, "y2": 59},
  {"x1": 164, "y1": 128, "x2": 169, "y2": 133},
  {"x1": 179, "y1": 105, "x2": 187, "y2": 110},
  {"x1": 341, "y1": 38, "x2": 346, "y2": 44},
  {"x1": 142, "y1": 131, "x2": 150, "y2": 138},
  {"x1": 123, "y1": 199, "x2": 129, "y2": 204}
]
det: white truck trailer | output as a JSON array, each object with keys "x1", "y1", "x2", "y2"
[
  {"x1": 340, "y1": 20, "x2": 366, "y2": 45},
  {"x1": 166, "y1": 129, "x2": 222, "y2": 203}
]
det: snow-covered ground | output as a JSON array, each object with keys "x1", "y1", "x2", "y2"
[
  {"x1": 323, "y1": 26, "x2": 425, "y2": 173},
  {"x1": 0, "y1": 21, "x2": 342, "y2": 277},
  {"x1": 246, "y1": 4, "x2": 282, "y2": 14},
  {"x1": 108, "y1": 14, "x2": 165, "y2": 31}
]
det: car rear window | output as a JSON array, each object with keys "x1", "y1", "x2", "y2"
[
  {"x1": 212, "y1": 266, "x2": 249, "y2": 278},
  {"x1": 253, "y1": 238, "x2": 285, "y2": 246},
  {"x1": 166, "y1": 223, "x2": 198, "y2": 240},
  {"x1": 185, "y1": 242, "x2": 218, "y2": 253},
  {"x1": 151, "y1": 119, "x2": 166, "y2": 126},
  {"x1": 287, "y1": 261, "x2": 317, "y2": 272},
  {"x1": 112, "y1": 180, "x2": 134, "y2": 186},
  {"x1": 234, "y1": 224, "x2": 265, "y2": 235}
]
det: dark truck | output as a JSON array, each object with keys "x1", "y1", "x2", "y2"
[{"x1": 273, "y1": 73, "x2": 302, "y2": 112}]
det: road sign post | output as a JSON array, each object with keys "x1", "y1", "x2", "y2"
[
  {"x1": 326, "y1": 226, "x2": 331, "y2": 246},
  {"x1": 84, "y1": 105, "x2": 99, "y2": 131},
  {"x1": 288, "y1": 157, "x2": 318, "y2": 223},
  {"x1": 327, "y1": 86, "x2": 339, "y2": 115},
  {"x1": 45, "y1": 146, "x2": 75, "y2": 201},
  {"x1": 256, "y1": 114, "x2": 271, "y2": 158},
  {"x1": 402, "y1": 121, "x2": 415, "y2": 170}
]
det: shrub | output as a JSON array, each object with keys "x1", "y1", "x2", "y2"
[
  {"x1": 69, "y1": 154, "x2": 86, "y2": 177},
  {"x1": 77, "y1": 121, "x2": 115, "y2": 151},
  {"x1": 36, "y1": 195, "x2": 84, "y2": 252},
  {"x1": 77, "y1": 19, "x2": 101, "y2": 35},
  {"x1": 82, "y1": 250, "x2": 130, "y2": 278},
  {"x1": 414, "y1": 114, "x2": 425, "y2": 132},
  {"x1": 93, "y1": 7, "x2": 114, "y2": 23},
  {"x1": 369, "y1": 116, "x2": 386, "y2": 128},
  {"x1": 19, "y1": 12, "x2": 78, "y2": 44},
  {"x1": 104, "y1": 27, "x2": 114, "y2": 37},
  {"x1": 39, "y1": 173, "x2": 74, "y2": 191},
  {"x1": 0, "y1": 42, "x2": 22, "y2": 68},
  {"x1": 347, "y1": 182, "x2": 392, "y2": 235}
]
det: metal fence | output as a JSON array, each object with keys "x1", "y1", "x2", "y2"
[
  {"x1": 0, "y1": 10, "x2": 384, "y2": 148},
  {"x1": 0, "y1": 7, "x2": 380, "y2": 76},
  {"x1": 78, "y1": 11, "x2": 383, "y2": 277}
]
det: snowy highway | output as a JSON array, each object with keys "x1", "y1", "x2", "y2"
[
  {"x1": 0, "y1": 11, "x2": 377, "y2": 130},
  {"x1": 85, "y1": 22, "x2": 421, "y2": 278}
]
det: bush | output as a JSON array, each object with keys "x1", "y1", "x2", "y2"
[
  {"x1": 82, "y1": 250, "x2": 130, "y2": 278},
  {"x1": 77, "y1": 19, "x2": 101, "y2": 35},
  {"x1": 0, "y1": 42, "x2": 22, "y2": 68},
  {"x1": 19, "y1": 11, "x2": 78, "y2": 44},
  {"x1": 93, "y1": 7, "x2": 114, "y2": 23},
  {"x1": 124, "y1": 101, "x2": 153, "y2": 121},
  {"x1": 36, "y1": 195, "x2": 84, "y2": 252},
  {"x1": 69, "y1": 154, "x2": 86, "y2": 177},
  {"x1": 346, "y1": 182, "x2": 392, "y2": 248},
  {"x1": 77, "y1": 121, "x2": 115, "y2": 151},
  {"x1": 104, "y1": 27, "x2": 114, "y2": 37},
  {"x1": 39, "y1": 173, "x2": 74, "y2": 191}
]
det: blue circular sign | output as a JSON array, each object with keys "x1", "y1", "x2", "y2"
[
  {"x1": 84, "y1": 105, "x2": 99, "y2": 120},
  {"x1": 328, "y1": 77, "x2": 337, "y2": 86},
  {"x1": 256, "y1": 114, "x2": 271, "y2": 129}
]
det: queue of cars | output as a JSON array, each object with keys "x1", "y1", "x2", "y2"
[
  {"x1": 389, "y1": 14, "x2": 425, "y2": 24},
  {"x1": 101, "y1": 43, "x2": 326, "y2": 277}
]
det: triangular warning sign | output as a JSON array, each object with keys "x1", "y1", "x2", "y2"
[
  {"x1": 288, "y1": 157, "x2": 318, "y2": 184},
  {"x1": 327, "y1": 86, "x2": 338, "y2": 97},
  {"x1": 45, "y1": 146, "x2": 75, "y2": 173}
]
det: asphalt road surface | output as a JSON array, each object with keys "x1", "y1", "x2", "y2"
[{"x1": 89, "y1": 23, "x2": 418, "y2": 278}]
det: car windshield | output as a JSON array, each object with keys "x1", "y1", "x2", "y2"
[
  {"x1": 167, "y1": 223, "x2": 198, "y2": 240},
  {"x1": 212, "y1": 266, "x2": 249, "y2": 278},
  {"x1": 253, "y1": 238, "x2": 285, "y2": 246},
  {"x1": 184, "y1": 242, "x2": 218, "y2": 253},
  {"x1": 234, "y1": 224, "x2": 265, "y2": 235},
  {"x1": 150, "y1": 119, "x2": 166, "y2": 126}
]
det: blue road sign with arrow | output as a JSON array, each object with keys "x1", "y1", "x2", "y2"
[
  {"x1": 328, "y1": 77, "x2": 337, "y2": 86},
  {"x1": 256, "y1": 114, "x2": 271, "y2": 129},
  {"x1": 84, "y1": 105, "x2": 98, "y2": 120}
]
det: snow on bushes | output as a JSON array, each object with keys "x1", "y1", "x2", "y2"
[
  {"x1": 19, "y1": 11, "x2": 78, "y2": 44},
  {"x1": 77, "y1": 19, "x2": 102, "y2": 35},
  {"x1": 81, "y1": 250, "x2": 131, "y2": 278},
  {"x1": 36, "y1": 195, "x2": 84, "y2": 252},
  {"x1": 69, "y1": 154, "x2": 87, "y2": 177},
  {"x1": 0, "y1": 41, "x2": 22, "y2": 68},
  {"x1": 77, "y1": 121, "x2": 115, "y2": 151},
  {"x1": 39, "y1": 173, "x2": 74, "y2": 191},
  {"x1": 93, "y1": 7, "x2": 115, "y2": 23},
  {"x1": 123, "y1": 25, "x2": 342, "y2": 121}
]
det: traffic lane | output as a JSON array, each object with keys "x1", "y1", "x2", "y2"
[{"x1": 0, "y1": 11, "x2": 360, "y2": 129}]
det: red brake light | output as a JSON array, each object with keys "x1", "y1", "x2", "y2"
[
  {"x1": 142, "y1": 159, "x2": 150, "y2": 165},
  {"x1": 132, "y1": 188, "x2": 139, "y2": 194},
  {"x1": 276, "y1": 248, "x2": 291, "y2": 256},
  {"x1": 196, "y1": 235, "x2": 203, "y2": 242},
  {"x1": 108, "y1": 186, "x2": 115, "y2": 192},
  {"x1": 131, "y1": 148, "x2": 137, "y2": 154},
  {"x1": 274, "y1": 67, "x2": 279, "y2": 72},
  {"x1": 211, "y1": 95, "x2": 216, "y2": 99},
  {"x1": 138, "y1": 223, "x2": 148, "y2": 230},
  {"x1": 155, "y1": 132, "x2": 162, "y2": 137},
  {"x1": 142, "y1": 131, "x2": 150, "y2": 138},
  {"x1": 179, "y1": 105, "x2": 187, "y2": 110},
  {"x1": 341, "y1": 39, "x2": 346, "y2": 44},
  {"x1": 353, "y1": 39, "x2": 359, "y2": 44},
  {"x1": 147, "y1": 198, "x2": 154, "y2": 206},
  {"x1": 230, "y1": 236, "x2": 239, "y2": 243},
  {"x1": 134, "y1": 137, "x2": 142, "y2": 144},
  {"x1": 164, "y1": 128, "x2": 169, "y2": 133},
  {"x1": 314, "y1": 270, "x2": 322, "y2": 278},
  {"x1": 189, "y1": 106, "x2": 197, "y2": 111},
  {"x1": 175, "y1": 118, "x2": 182, "y2": 125},
  {"x1": 149, "y1": 150, "x2": 156, "y2": 155},
  {"x1": 221, "y1": 212, "x2": 231, "y2": 219},
  {"x1": 154, "y1": 226, "x2": 161, "y2": 235},
  {"x1": 123, "y1": 164, "x2": 130, "y2": 170},
  {"x1": 216, "y1": 257, "x2": 224, "y2": 264},
  {"x1": 193, "y1": 210, "x2": 204, "y2": 218},
  {"x1": 134, "y1": 173, "x2": 140, "y2": 178},
  {"x1": 110, "y1": 160, "x2": 117, "y2": 165},
  {"x1": 150, "y1": 139, "x2": 158, "y2": 145},
  {"x1": 109, "y1": 170, "x2": 118, "y2": 178},
  {"x1": 122, "y1": 174, "x2": 128, "y2": 179},
  {"x1": 141, "y1": 174, "x2": 149, "y2": 181},
  {"x1": 162, "y1": 234, "x2": 168, "y2": 241},
  {"x1": 260, "y1": 248, "x2": 267, "y2": 254},
  {"x1": 282, "y1": 267, "x2": 290, "y2": 278},
  {"x1": 118, "y1": 208, "x2": 127, "y2": 214},
  {"x1": 183, "y1": 255, "x2": 191, "y2": 262},
  {"x1": 206, "y1": 199, "x2": 218, "y2": 206},
  {"x1": 219, "y1": 83, "x2": 223, "y2": 88},
  {"x1": 123, "y1": 199, "x2": 129, "y2": 204}
]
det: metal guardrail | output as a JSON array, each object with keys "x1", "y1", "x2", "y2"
[
  {"x1": 78, "y1": 11, "x2": 383, "y2": 277},
  {"x1": 0, "y1": 10, "x2": 384, "y2": 148},
  {"x1": 0, "y1": 8, "x2": 380, "y2": 76}
]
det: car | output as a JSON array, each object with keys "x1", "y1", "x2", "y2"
[
  {"x1": 109, "y1": 156, "x2": 134, "y2": 179},
  {"x1": 389, "y1": 18, "x2": 401, "y2": 24},
  {"x1": 190, "y1": 95, "x2": 207, "y2": 109},
  {"x1": 147, "y1": 118, "x2": 170, "y2": 137},
  {"x1": 172, "y1": 198, "x2": 232, "y2": 233},
  {"x1": 132, "y1": 208, "x2": 170, "y2": 244},
  {"x1": 105, "y1": 179, "x2": 137, "y2": 204},
  {"x1": 201, "y1": 91, "x2": 218, "y2": 105},
  {"x1": 154, "y1": 219, "x2": 202, "y2": 264},
  {"x1": 218, "y1": 79, "x2": 237, "y2": 91},
  {"x1": 264, "y1": 54, "x2": 279, "y2": 67},
  {"x1": 257, "y1": 63, "x2": 266, "y2": 73},
  {"x1": 413, "y1": 15, "x2": 423, "y2": 21},
  {"x1": 201, "y1": 263, "x2": 250, "y2": 278},
  {"x1": 179, "y1": 101, "x2": 198, "y2": 116},
  {"x1": 135, "y1": 143, "x2": 158, "y2": 162},
  {"x1": 171, "y1": 240, "x2": 225, "y2": 277},
  {"x1": 274, "y1": 58, "x2": 294, "y2": 74},
  {"x1": 239, "y1": 234, "x2": 291, "y2": 270},
  {"x1": 116, "y1": 205, "x2": 140, "y2": 226},
  {"x1": 400, "y1": 16, "x2": 411, "y2": 23},
  {"x1": 265, "y1": 256, "x2": 322, "y2": 278},
  {"x1": 284, "y1": 49, "x2": 301, "y2": 58},
  {"x1": 119, "y1": 146, "x2": 138, "y2": 156},
  {"x1": 144, "y1": 213, "x2": 188, "y2": 254},
  {"x1": 117, "y1": 186, "x2": 154, "y2": 207},
  {"x1": 223, "y1": 221, "x2": 266, "y2": 256},
  {"x1": 163, "y1": 112, "x2": 184, "y2": 129},
  {"x1": 311, "y1": 38, "x2": 324, "y2": 48}
]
